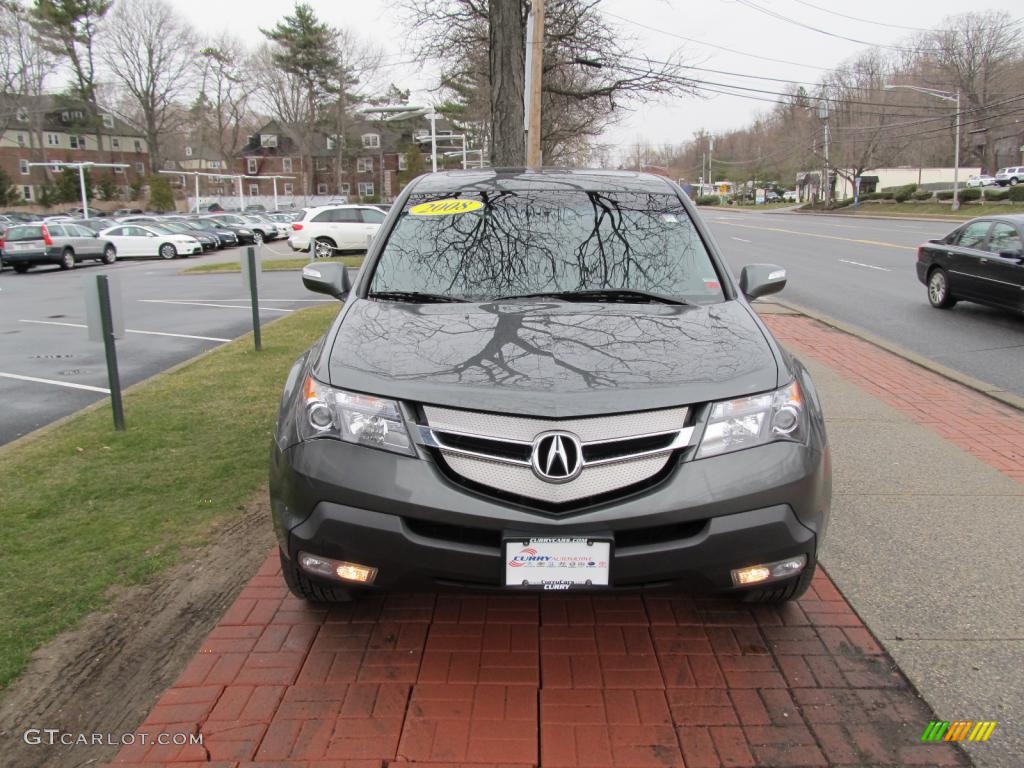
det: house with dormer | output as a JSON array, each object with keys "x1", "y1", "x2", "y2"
[{"x1": 0, "y1": 95, "x2": 150, "y2": 202}]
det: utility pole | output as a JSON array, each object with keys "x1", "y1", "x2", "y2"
[
  {"x1": 818, "y1": 99, "x2": 831, "y2": 206},
  {"x1": 952, "y1": 90, "x2": 960, "y2": 211},
  {"x1": 525, "y1": 0, "x2": 546, "y2": 168}
]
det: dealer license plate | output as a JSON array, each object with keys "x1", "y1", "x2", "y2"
[{"x1": 504, "y1": 537, "x2": 611, "y2": 589}]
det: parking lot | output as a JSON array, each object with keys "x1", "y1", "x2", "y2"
[{"x1": 0, "y1": 240, "x2": 336, "y2": 445}]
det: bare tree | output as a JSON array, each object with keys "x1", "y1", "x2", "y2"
[
  {"x1": 401, "y1": 0, "x2": 698, "y2": 164},
  {"x1": 917, "y1": 12, "x2": 1024, "y2": 171},
  {"x1": 194, "y1": 33, "x2": 255, "y2": 161},
  {"x1": 101, "y1": 0, "x2": 196, "y2": 171},
  {"x1": 489, "y1": 0, "x2": 525, "y2": 165}
]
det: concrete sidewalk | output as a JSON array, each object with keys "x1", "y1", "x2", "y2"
[
  {"x1": 104, "y1": 309, "x2": 1022, "y2": 768},
  {"x1": 766, "y1": 312, "x2": 1024, "y2": 768}
]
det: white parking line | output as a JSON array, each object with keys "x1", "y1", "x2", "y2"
[
  {"x1": 0, "y1": 371, "x2": 110, "y2": 393},
  {"x1": 731, "y1": 237, "x2": 752, "y2": 243},
  {"x1": 19, "y1": 319, "x2": 231, "y2": 342},
  {"x1": 138, "y1": 299, "x2": 294, "y2": 313},
  {"x1": 839, "y1": 259, "x2": 891, "y2": 272}
]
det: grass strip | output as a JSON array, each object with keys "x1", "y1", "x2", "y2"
[
  {"x1": 180, "y1": 255, "x2": 363, "y2": 274},
  {"x1": 824, "y1": 202, "x2": 1024, "y2": 219},
  {"x1": 0, "y1": 304, "x2": 339, "y2": 690}
]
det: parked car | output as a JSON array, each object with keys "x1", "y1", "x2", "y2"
[
  {"x1": 238, "y1": 214, "x2": 282, "y2": 243},
  {"x1": 75, "y1": 219, "x2": 113, "y2": 235},
  {"x1": 965, "y1": 174, "x2": 997, "y2": 188},
  {"x1": 917, "y1": 215, "x2": 1024, "y2": 313},
  {"x1": 994, "y1": 167, "x2": 1023, "y2": 187},
  {"x1": 270, "y1": 169, "x2": 830, "y2": 605},
  {"x1": 97, "y1": 223, "x2": 202, "y2": 259},
  {"x1": 181, "y1": 219, "x2": 240, "y2": 248},
  {"x1": 113, "y1": 207, "x2": 145, "y2": 216},
  {"x1": 155, "y1": 220, "x2": 219, "y2": 252},
  {"x1": 782, "y1": 190, "x2": 798, "y2": 202},
  {"x1": 287, "y1": 204, "x2": 387, "y2": 258},
  {"x1": 1, "y1": 222, "x2": 117, "y2": 272},
  {"x1": 764, "y1": 191, "x2": 780, "y2": 202},
  {"x1": 200, "y1": 214, "x2": 257, "y2": 244}
]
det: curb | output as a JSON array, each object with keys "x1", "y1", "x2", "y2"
[{"x1": 774, "y1": 298, "x2": 1024, "y2": 412}]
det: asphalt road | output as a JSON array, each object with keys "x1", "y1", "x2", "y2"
[
  {"x1": 0, "y1": 242, "x2": 337, "y2": 445},
  {"x1": 703, "y1": 209, "x2": 1024, "y2": 398}
]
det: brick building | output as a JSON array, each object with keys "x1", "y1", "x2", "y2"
[
  {"x1": 235, "y1": 116, "x2": 450, "y2": 203},
  {"x1": 0, "y1": 95, "x2": 149, "y2": 202}
]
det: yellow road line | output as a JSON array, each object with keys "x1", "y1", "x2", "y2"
[{"x1": 710, "y1": 220, "x2": 917, "y2": 251}]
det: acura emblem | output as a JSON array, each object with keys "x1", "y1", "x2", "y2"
[{"x1": 531, "y1": 431, "x2": 583, "y2": 483}]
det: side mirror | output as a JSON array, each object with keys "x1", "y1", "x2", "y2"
[
  {"x1": 739, "y1": 264, "x2": 787, "y2": 300},
  {"x1": 302, "y1": 262, "x2": 351, "y2": 300},
  {"x1": 998, "y1": 249, "x2": 1022, "y2": 259}
]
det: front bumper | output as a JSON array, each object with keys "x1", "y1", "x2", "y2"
[{"x1": 271, "y1": 436, "x2": 830, "y2": 594}]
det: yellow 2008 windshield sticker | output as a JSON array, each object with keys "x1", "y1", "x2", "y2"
[{"x1": 409, "y1": 199, "x2": 483, "y2": 216}]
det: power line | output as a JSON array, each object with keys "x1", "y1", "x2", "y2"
[
  {"x1": 604, "y1": 11, "x2": 835, "y2": 72},
  {"x1": 787, "y1": 0, "x2": 942, "y2": 33},
  {"x1": 734, "y1": 0, "x2": 943, "y2": 54}
]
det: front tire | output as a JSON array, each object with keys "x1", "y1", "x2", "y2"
[
  {"x1": 159, "y1": 243, "x2": 177, "y2": 260},
  {"x1": 102, "y1": 245, "x2": 117, "y2": 264},
  {"x1": 739, "y1": 557, "x2": 816, "y2": 604},
  {"x1": 60, "y1": 249, "x2": 75, "y2": 270},
  {"x1": 253, "y1": 231, "x2": 264, "y2": 245},
  {"x1": 279, "y1": 549, "x2": 352, "y2": 603},
  {"x1": 928, "y1": 267, "x2": 957, "y2": 309}
]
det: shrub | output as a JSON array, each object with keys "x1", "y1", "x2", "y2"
[
  {"x1": 696, "y1": 195, "x2": 720, "y2": 206},
  {"x1": 936, "y1": 190, "x2": 954, "y2": 200},
  {"x1": 912, "y1": 190, "x2": 934, "y2": 201},
  {"x1": 879, "y1": 191, "x2": 894, "y2": 200},
  {"x1": 959, "y1": 187, "x2": 981, "y2": 202},
  {"x1": 984, "y1": 187, "x2": 1008, "y2": 200},
  {"x1": 1008, "y1": 185, "x2": 1024, "y2": 202}
]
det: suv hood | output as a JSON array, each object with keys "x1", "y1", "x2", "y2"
[{"x1": 325, "y1": 299, "x2": 780, "y2": 417}]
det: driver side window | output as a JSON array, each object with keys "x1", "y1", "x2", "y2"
[
  {"x1": 956, "y1": 221, "x2": 991, "y2": 249},
  {"x1": 988, "y1": 223, "x2": 1022, "y2": 254}
]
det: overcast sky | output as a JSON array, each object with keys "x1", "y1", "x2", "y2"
[{"x1": 170, "y1": 0, "x2": 1022, "y2": 155}]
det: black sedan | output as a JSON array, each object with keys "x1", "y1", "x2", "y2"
[
  {"x1": 917, "y1": 214, "x2": 1024, "y2": 313},
  {"x1": 181, "y1": 219, "x2": 240, "y2": 248},
  {"x1": 155, "y1": 221, "x2": 219, "y2": 252}
]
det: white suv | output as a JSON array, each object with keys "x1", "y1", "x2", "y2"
[
  {"x1": 288, "y1": 205, "x2": 388, "y2": 258},
  {"x1": 994, "y1": 167, "x2": 1022, "y2": 187}
]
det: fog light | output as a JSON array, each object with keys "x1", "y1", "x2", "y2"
[
  {"x1": 731, "y1": 554, "x2": 807, "y2": 587},
  {"x1": 298, "y1": 552, "x2": 377, "y2": 584},
  {"x1": 733, "y1": 565, "x2": 772, "y2": 585},
  {"x1": 335, "y1": 563, "x2": 375, "y2": 583}
]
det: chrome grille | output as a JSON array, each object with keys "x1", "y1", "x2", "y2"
[{"x1": 417, "y1": 405, "x2": 692, "y2": 505}]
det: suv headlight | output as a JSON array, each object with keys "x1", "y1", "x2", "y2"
[
  {"x1": 696, "y1": 381, "x2": 805, "y2": 458},
  {"x1": 300, "y1": 376, "x2": 414, "y2": 456}
]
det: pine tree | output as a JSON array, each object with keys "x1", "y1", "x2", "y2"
[{"x1": 148, "y1": 176, "x2": 175, "y2": 211}]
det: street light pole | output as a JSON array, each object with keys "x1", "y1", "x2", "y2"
[
  {"x1": 78, "y1": 165, "x2": 89, "y2": 219},
  {"x1": 884, "y1": 83, "x2": 961, "y2": 211}
]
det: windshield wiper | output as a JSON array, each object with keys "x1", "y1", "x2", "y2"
[
  {"x1": 368, "y1": 290, "x2": 469, "y2": 304},
  {"x1": 492, "y1": 289, "x2": 690, "y2": 306}
]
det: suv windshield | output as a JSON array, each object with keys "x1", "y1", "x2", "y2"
[{"x1": 369, "y1": 191, "x2": 724, "y2": 303}]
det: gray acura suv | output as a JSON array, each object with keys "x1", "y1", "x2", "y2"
[{"x1": 270, "y1": 170, "x2": 831, "y2": 603}]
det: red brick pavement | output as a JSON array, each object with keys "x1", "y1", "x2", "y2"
[
  {"x1": 108, "y1": 312, "x2": 1024, "y2": 768},
  {"x1": 109, "y1": 559, "x2": 968, "y2": 768},
  {"x1": 763, "y1": 314, "x2": 1024, "y2": 483}
]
